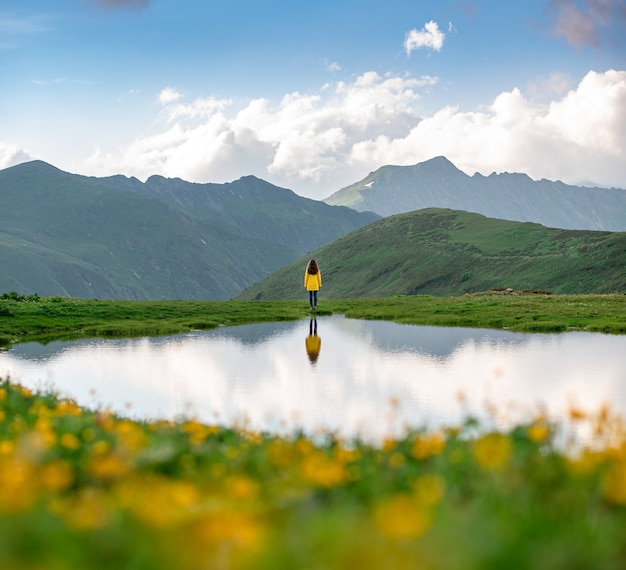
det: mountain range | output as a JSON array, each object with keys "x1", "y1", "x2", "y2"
[
  {"x1": 324, "y1": 156, "x2": 626, "y2": 231},
  {"x1": 0, "y1": 161, "x2": 377, "y2": 299},
  {"x1": 236, "y1": 208, "x2": 626, "y2": 300},
  {"x1": 1, "y1": 158, "x2": 624, "y2": 301}
]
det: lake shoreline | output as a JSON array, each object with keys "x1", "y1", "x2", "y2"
[{"x1": 1, "y1": 292, "x2": 625, "y2": 348}]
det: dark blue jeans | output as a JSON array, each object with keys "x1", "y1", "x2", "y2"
[{"x1": 309, "y1": 290, "x2": 318, "y2": 308}]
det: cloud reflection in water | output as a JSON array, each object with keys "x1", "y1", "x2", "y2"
[{"x1": 1, "y1": 315, "x2": 625, "y2": 441}]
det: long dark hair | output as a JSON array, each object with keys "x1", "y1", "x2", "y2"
[{"x1": 307, "y1": 259, "x2": 319, "y2": 275}]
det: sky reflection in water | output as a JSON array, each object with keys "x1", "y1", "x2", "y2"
[{"x1": 1, "y1": 315, "x2": 625, "y2": 441}]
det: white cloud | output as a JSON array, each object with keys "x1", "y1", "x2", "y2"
[
  {"x1": 84, "y1": 72, "x2": 430, "y2": 194},
  {"x1": 404, "y1": 21, "x2": 445, "y2": 54},
  {"x1": 527, "y1": 72, "x2": 574, "y2": 100},
  {"x1": 349, "y1": 69, "x2": 626, "y2": 191},
  {"x1": 70, "y1": 69, "x2": 626, "y2": 199},
  {"x1": 0, "y1": 142, "x2": 33, "y2": 169},
  {"x1": 164, "y1": 96, "x2": 232, "y2": 122},
  {"x1": 158, "y1": 87, "x2": 183, "y2": 105}
]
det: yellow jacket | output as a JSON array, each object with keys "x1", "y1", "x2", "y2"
[{"x1": 304, "y1": 270, "x2": 322, "y2": 291}]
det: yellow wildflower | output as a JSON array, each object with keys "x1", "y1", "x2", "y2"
[
  {"x1": 373, "y1": 494, "x2": 431, "y2": 540},
  {"x1": 9, "y1": 415, "x2": 27, "y2": 436},
  {"x1": 528, "y1": 423, "x2": 550, "y2": 443},
  {"x1": 473, "y1": 433, "x2": 512, "y2": 472},
  {"x1": 295, "y1": 438, "x2": 314, "y2": 456},
  {"x1": 569, "y1": 407, "x2": 587, "y2": 421},
  {"x1": 193, "y1": 510, "x2": 263, "y2": 550},
  {"x1": 300, "y1": 451, "x2": 349, "y2": 488},
  {"x1": 266, "y1": 440, "x2": 294, "y2": 468},
  {"x1": 412, "y1": 432, "x2": 446, "y2": 460},
  {"x1": 114, "y1": 420, "x2": 147, "y2": 453},
  {"x1": 181, "y1": 419, "x2": 210, "y2": 446},
  {"x1": 226, "y1": 475, "x2": 259, "y2": 501},
  {"x1": 389, "y1": 451, "x2": 406, "y2": 469},
  {"x1": 40, "y1": 460, "x2": 75, "y2": 491},
  {"x1": 120, "y1": 476, "x2": 200, "y2": 527},
  {"x1": 54, "y1": 399, "x2": 82, "y2": 416},
  {"x1": 569, "y1": 450, "x2": 603, "y2": 475},
  {"x1": 593, "y1": 404, "x2": 614, "y2": 439},
  {"x1": 30, "y1": 420, "x2": 53, "y2": 446},
  {"x1": 412, "y1": 473, "x2": 445, "y2": 508},
  {"x1": 88, "y1": 454, "x2": 131, "y2": 481},
  {"x1": 16, "y1": 431, "x2": 49, "y2": 460},
  {"x1": 246, "y1": 431, "x2": 263, "y2": 446},
  {"x1": 60, "y1": 433, "x2": 81, "y2": 450},
  {"x1": 334, "y1": 446, "x2": 361, "y2": 463},
  {"x1": 0, "y1": 457, "x2": 37, "y2": 512},
  {"x1": 96, "y1": 411, "x2": 116, "y2": 431},
  {"x1": 603, "y1": 460, "x2": 626, "y2": 505},
  {"x1": 52, "y1": 488, "x2": 111, "y2": 530},
  {"x1": 0, "y1": 440, "x2": 14, "y2": 456},
  {"x1": 0, "y1": 387, "x2": 6, "y2": 401},
  {"x1": 90, "y1": 439, "x2": 111, "y2": 456}
]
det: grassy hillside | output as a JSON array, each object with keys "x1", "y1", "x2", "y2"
[
  {"x1": 0, "y1": 161, "x2": 377, "y2": 299},
  {"x1": 235, "y1": 208, "x2": 626, "y2": 300},
  {"x1": 0, "y1": 161, "x2": 295, "y2": 299}
]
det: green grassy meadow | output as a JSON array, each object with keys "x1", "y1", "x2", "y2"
[
  {"x1": 1, "y1": 292, "x2": 625, "y2": 347},
  {"x1": 1, "y1": 292, "x2": 626, "y2": 568}
]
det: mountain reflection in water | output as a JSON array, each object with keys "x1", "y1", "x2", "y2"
[{"x1": 1, "y1": 315, "x2": 625, "y2": 441}]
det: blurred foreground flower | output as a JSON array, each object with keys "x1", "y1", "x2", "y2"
[
  {"x1": 1, "y1": 377, "x2": 626, "y2": 570},
  {"x1": 473, "y1": 432, "x2": 512, "y2": 472}
]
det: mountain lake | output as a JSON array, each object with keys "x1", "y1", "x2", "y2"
[{"x1": 1, "y1": 315, "x2": 625, "y2": 442}]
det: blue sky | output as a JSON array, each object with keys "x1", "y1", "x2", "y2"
[{"x1": 1, "y1": 0, "x2": 625, "y2": 199}]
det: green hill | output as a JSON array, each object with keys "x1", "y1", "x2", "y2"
[
  {"x1": 235, "y1": 208, "x2": 626, "y2": 300},
  {"x1": 0, "y1": 161, "x2": 377, "y2": 299}
]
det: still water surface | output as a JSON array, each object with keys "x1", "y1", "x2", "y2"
[{"x1": 1, "y1": 315, "x2": 625, "y2": 441}]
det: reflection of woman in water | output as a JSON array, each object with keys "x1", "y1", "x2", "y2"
[
  {"x1": 304, "y1": 258, "x2": 322, "y2": 310},
  {"x1": 305, "y1": 317, "x2": 321, "y2": 364}
]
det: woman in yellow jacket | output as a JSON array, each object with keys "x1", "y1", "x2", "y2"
[{"x1": 304, "y1": 258, "x2": 322, "y2": 310}]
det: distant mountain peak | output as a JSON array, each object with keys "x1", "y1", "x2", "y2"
[
  {"x1": 324, "y1": 156, "x2": 626, "y2": 231},
  {"x1": 9, "y1": 160, "x2": 62, "y2": 174},
  {"x1": 421, "y1": 155, "x2": 456, "y2": 167}
]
